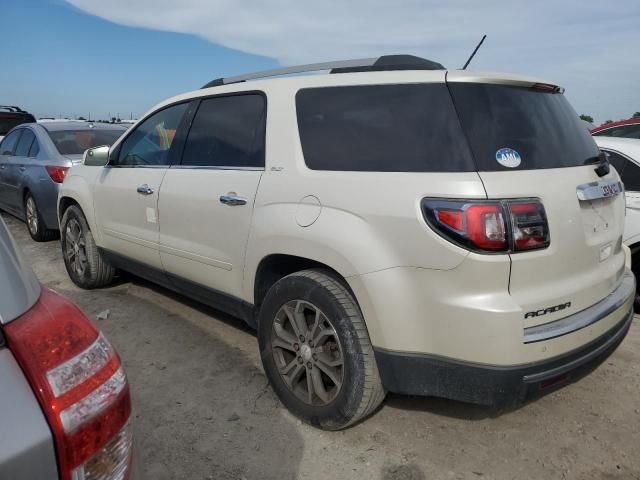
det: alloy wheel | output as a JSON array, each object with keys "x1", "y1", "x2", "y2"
[
  {"x1": 65, "y1": 218, "x2": 88, "y2": 277},
  {"x1": 26, "y1": 196, "x2": 38, "y2": 235},
  {"x1": 271, "y1": 300, "x2": 344, "y2": 406}
]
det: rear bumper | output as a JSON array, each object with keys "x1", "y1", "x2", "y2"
[{"x1": 374, "y1": 274, "x2": 635, "y2": 406}]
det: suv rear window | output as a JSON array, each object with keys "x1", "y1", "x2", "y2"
[
  {"x1": 0, "y1": 114, "x2": 36, "y2": 136},
  {"x1": 449, "y1": 83, "x2": 600, "y2": 171},
  {"x1": 296, "y1": 84, "x2": 475, "y2": 172}
]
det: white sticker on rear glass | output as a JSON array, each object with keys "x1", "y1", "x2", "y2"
[{"x1": 495, "y1": 148, "x2": 521, "y2": 168}]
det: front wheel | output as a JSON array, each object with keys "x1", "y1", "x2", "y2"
[
  {"x1": 258, "y1": 269, "x2": 386, "y2": 430},
  {"x1": 60, "y1": 205, "x2": 115, "y2": 289}
]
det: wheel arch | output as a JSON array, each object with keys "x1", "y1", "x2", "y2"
[
  {"x1": 57, "y1": 170, "x2": 101, "y2": 239},
  {"x1": 252, "y1": 254, "x2": 356, "y2": 310}
]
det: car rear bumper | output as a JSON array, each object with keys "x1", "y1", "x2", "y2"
[{"x1": 374, "y1": 298, "x2": 634, "y2": 406}]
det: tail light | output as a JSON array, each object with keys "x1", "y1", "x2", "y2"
[
  {"x1": 4, "y1": 288, "x2": 132, "y2": 480},
  {"x1": 422, "y1": 198, "x2": 549, "y2": 253},
  {"x1": 46, "y1": 166, "x2": 70, "y2": 183},
  {"x1": 508, "y1": 201, "x2": 550, "y2": 251}
]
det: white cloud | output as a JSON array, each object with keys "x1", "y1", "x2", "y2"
[{"x1": 65, "y1": 0, "x2": 640, "y2": 122}]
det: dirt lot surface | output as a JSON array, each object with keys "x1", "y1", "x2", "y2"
[{"x1": 3, "y1": 212, "x2": 640, "y2": 480}]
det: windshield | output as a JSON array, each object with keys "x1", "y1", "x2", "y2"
[
  {"x1": 449, "y1": 83, "x2": 600, "y2": 171},
  {"x1": 47, "y1": 129, "x2": 124, "y2": 155}
]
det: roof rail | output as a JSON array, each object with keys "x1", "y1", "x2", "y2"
[
  {"x1": 0, "y1": 106, "x2": 28, "y2": 113},
  {"x1": 201, "y1": 54, "x2": 444, "y2": 89}
]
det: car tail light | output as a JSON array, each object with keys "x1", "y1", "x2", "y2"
[
  {"x1": 46, "y1": 165, "x2": 70, "y2": 183},
  {"x1": 4, "y1": 288, "x2": 132, "y2": 480},
  {"x1": 423, "y1": 198, "x2": 549, "y2": 253},
  {"x1": 508, "y1": 201, "x2": 550, "y2": 251}
]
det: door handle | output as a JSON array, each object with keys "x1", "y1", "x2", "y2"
[
  {"x1": 137, "y1": 184, "x2": 154, "y2": 195},
  {"x1": 0, "y1": 165, "x2": 5, "y2": 170},
  {"x1": 219, "y1": 192, "x2": 247, "y2": 206},
  {"x1": 19, "y1": 166, "x2": 26, "y2": 172}
]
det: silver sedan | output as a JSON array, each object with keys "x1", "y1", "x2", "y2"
[{"x1": 0, "y1": 121, "x2": 126, "y2": 241}]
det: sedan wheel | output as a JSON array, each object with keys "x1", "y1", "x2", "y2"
[
  {"x1": 24, "y1": 194, "x2": 57, "y2": 242},
  {"x1": 25, "y1": 196, "x2": 38, "y2": 236}
]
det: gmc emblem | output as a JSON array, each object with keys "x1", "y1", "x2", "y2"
[{"x1": 525, "y1": 302, "x2": 571, "y2": 319}]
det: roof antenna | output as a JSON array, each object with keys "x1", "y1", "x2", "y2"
[{"x1": 462, "y1": 35, "x2": 487, "y2": 70}]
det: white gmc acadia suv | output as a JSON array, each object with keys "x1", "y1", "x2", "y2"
[{"x1": 58, "y1": 55, "x2": 635, "y2": 429}]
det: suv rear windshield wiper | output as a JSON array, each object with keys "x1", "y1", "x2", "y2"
[{"x1": 583, "y1": 153, "x2": 606, "y2": 165}]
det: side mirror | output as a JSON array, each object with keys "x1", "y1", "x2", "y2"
[{"x1": 83, "y1": 145, "x2": 110, "y2": 167}]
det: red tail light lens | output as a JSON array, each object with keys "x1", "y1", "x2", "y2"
[
  {"x1": 4, "y1": 288, "x2": 132, "y2": 480},
  {"x1": 508, "y1": 201, "x2": 550, "y2": 251},
  {"x1": 423, "y1": 198, "x2": 549, "y2": 253},
  {"x1": 466, "y1": 204, "x2": 507, "y2": 251},
  {"x1": 46, "y1": 165, "x2": 70, "y2": 183}
]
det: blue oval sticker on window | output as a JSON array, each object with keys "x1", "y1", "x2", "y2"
[{"x1": 495, "y1": 148, "x2": 521, "y2": 168}]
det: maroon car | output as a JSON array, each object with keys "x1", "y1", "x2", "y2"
[{"x1": 591, "y1": 117, "x2": 640, "y2": 139}]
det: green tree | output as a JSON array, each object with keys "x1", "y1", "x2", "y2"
[
  {"x1": 633, "y1": 112, "x2": 640, "y2": 118},
  {"x1": 604, "y1": 120, "x2": 614, "y2": 124},
  {"x1": 579, "y1": 114, "x2": 594, "y2": 123}
]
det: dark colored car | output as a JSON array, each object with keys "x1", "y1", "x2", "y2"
[
  {"x1": 0, "y1": 106, "x2": 36, "y2": 140},
  {"x1": 0, "y1": 121, "x2": 126, "y2": 241},
  {"x1": 0, "y1": 215, "x2": 134, "y2": 479},
  {"x1": 591, "y1": 117, "x2": 640, "y2": 139}
]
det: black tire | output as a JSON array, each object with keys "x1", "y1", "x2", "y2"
[
  {"x1": 60, "y1": 205, "x2": 115, "y2": 289},
  {"x1": 631, "y1": 253, "x2": 640, "y2": 314},
  {"x1": 258, "y1": 269, "x2": 386, "y2": 430},
  {"x1": 24, "y1": 193, "x2": 57, "y2": 242}
]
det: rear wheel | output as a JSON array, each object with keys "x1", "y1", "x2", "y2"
[
  {"x1": 24, "y1": 193, "x2": 57, "y2": 242},
  {"x1": 60, "y1": 205, "x2": 115, "y2": 289},
  {"x1": 631, "y1": 251, "x2": 640, "y2": 313},
  {"x1": 258, "y1": 269, "x2": 385, "y2": 429}
]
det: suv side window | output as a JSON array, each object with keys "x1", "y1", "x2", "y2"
[
  {"x1": 296, "y1": 84, "x2": 475, "y2": 172},
  {"x1": 113, "y1": 103, "x2": 188, "y2": 167},
  {"x1": 181, "y1": 94, "x2": 266, "y2": 168},
  {"x1": 14, "y1": 129, "x2": 35, "y2": 157},
  {"x1": 0, "y1": 129, "x2": 23, "y2": 156}
]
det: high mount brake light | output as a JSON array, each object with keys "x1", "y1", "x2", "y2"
[
  {"x1": 4, "y1": 288, "x2": 132, "y2": 480},
  {"x1": 531, "y1": 83, "x2": 565, "y2": 94},
  {"x1": 46, "y1": 165, "x2": 70, "y2": 183},
  {"x1": 423, "y1": 198, "x2": 549, "y2": 253}
]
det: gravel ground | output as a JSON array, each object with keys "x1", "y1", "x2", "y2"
[{"x1": 3, "y1": 212, "x2": 640, "y2": 480}]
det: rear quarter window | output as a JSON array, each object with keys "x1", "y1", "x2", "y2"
[
  {"x1": 296, "y1": 84, "x2": 475, "y2": 172},
  {"x1": 449, "y1": 83, "x2": 600, "y2": 171}
]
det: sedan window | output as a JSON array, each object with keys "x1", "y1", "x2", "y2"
[
  {"x1": 47, "y1": 129, "x2": 124, "y2": 155},
  {"x1": 0, "y1": 129, "x2": 23, "y2": 155},
  {"x1": 14, "y1": 129, "x2": 35, "y2": 157}
]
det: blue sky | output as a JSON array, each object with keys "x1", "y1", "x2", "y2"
[
  {"x1": 2, "y1": 0, "x2": 639, "y2": 124},
  {"x1": 1, "y1": 0, "x2": 276, "y2": 120}
]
